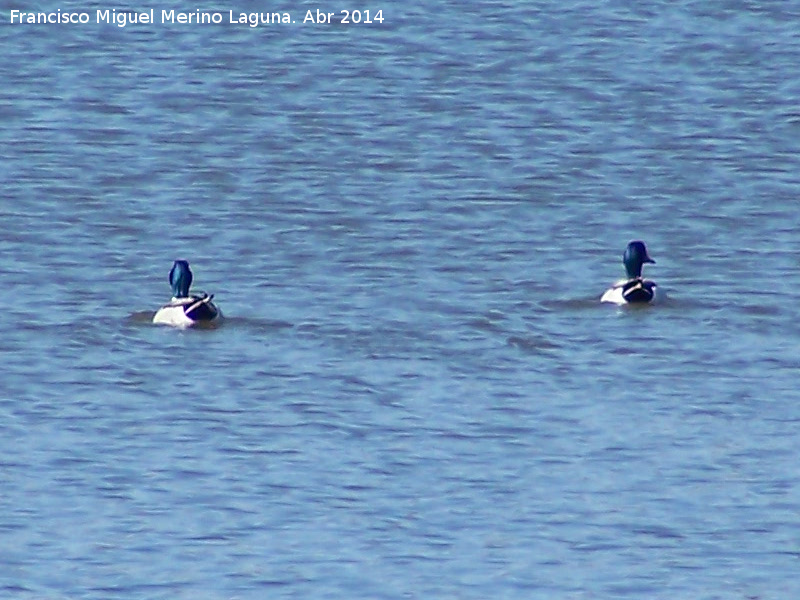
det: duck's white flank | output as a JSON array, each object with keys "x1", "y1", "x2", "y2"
[{"x1": 152, "y1": 296, "x2": 222, "y2": 328}]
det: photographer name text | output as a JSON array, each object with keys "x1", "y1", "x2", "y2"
[{"x1": 9, "y1": 8, "x2": 384, "y2": 27}]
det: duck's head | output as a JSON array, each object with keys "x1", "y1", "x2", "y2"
[
  {"x1": 623, "y1": 240, "x2": 655, "y2": 279},
  {"x1": 169, "y1": 260, "x2": 193, "y2": 298}
]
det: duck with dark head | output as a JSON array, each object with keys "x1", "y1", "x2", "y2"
[
  {"x1": 601, "y1": 241, "x2": 660, "y2": 305},
  {"x1": 153, "y1": 260, "x2": 222, "y2": 327}
]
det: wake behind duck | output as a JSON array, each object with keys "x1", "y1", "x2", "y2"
[{"x1": 153, "y1": 260, "x2": 222, "y2": 327}]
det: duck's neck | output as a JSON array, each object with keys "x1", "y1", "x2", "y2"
[
  {"x1": 170, "y1": 261, "x2": 193, "y2": 297},
  {"x1": 625, "y1": 262, "x2": 643, "y2": 279}
]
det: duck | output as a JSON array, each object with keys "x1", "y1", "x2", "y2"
[
  {"x1": 152, "y1": 260, "x2": 222, "y2": 327},
  {"x1": 600, "y1": 241, "x2": 659, "y2": 305}
]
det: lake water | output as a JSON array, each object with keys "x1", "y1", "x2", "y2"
[{"x1": 2, "y1": 1, "x2": 800, "y2": 598}]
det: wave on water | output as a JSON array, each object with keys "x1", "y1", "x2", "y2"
[{"x1": 126, "y1": 312, "x2": 293, "y2": 332}]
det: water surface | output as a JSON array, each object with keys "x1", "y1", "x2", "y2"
[{"x1": 2, "y1": 1, "x2": 800, "y2": 598}]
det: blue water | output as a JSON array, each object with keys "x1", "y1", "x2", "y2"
[{"x1": 3, "y1": 1, "x2": 800, "y2": 598}]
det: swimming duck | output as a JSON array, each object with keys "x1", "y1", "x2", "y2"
[
  {"x1": 152, "y1": 260, "x2": 222, "y2": 327},
  {"x1": 600, "y1": 241, "x2": 659, "y2": 305}
]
